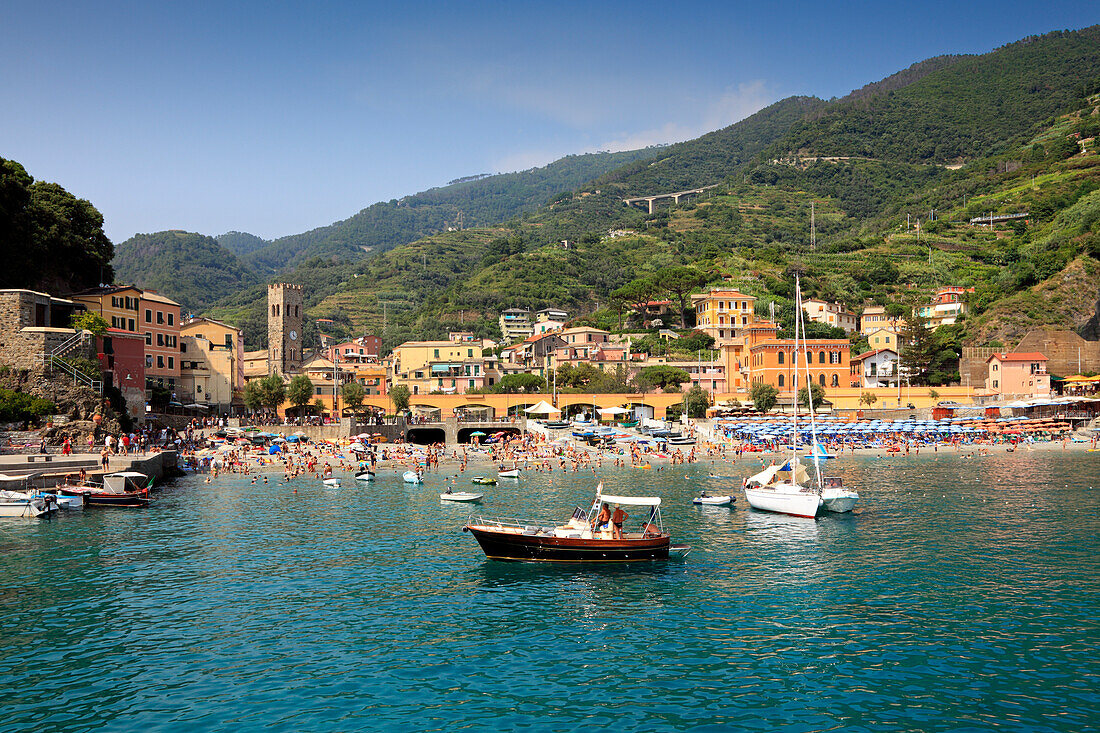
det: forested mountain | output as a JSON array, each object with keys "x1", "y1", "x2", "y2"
[
  {"x1": 587, "y1": 96, "x2": 826, "y2": 196},
  {"x1": 113, "y1": 231, "x2": 258, "y2": 313},
  {"x1": 767, "y1": 27, "x2": 1100, "y2": 164},
  {"x1": 837, "y1": 55, "x2": 967, "y2": 103},
  {"x1": 217, "y1": 231, "x2": 271, "y2": 257},
  {"x1": 238, "y1": 148, "x2": 657, "y2": 274},
  {"x1": 195, "y1": 24, "x2": 1100, "y2": 373},
  {"x1": 0, "y1": 157, "x2": 113, "y2": 295}
]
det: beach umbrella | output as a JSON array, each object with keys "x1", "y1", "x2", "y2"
[
  {"x1": 268, "y1": 445, "x2": 282, "y2": 454},
  {"x1": 525, "y1": 401, "x2": 562, "y2": 415},
  {"x1": 470, "y1": 431, "x2": 487, "y2": 437},
  {"x1": 349, "y1": 442, "x2": 367, "y2": 452},
  {"x1": 286, "y1": 435, "x2": 301, "y2": 442}
]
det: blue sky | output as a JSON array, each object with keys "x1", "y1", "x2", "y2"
[{"x1": 2, "y1": 1, "x2": 1096, "y2": 243}]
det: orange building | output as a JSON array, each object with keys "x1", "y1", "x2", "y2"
[
  {"x1": 747, "y1": 338, "x2": 851, "y2": 392},
  {"x1": 72, "y1": 285, "x2": 182, "y2": 394},
  {"x1": 140, "y1": 291, "x2": 182, "y2": 393},
  {"x1": 719, "y1": 320, "x2": 780, "y2": 390}
]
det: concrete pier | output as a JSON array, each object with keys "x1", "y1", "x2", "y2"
[{"x1": 0, "y1": 450, "x2": 178, "y2": 487}]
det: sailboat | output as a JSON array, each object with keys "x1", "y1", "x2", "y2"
[{"x1": 743, "y1": 273, "x2": 858, "y2": 517}]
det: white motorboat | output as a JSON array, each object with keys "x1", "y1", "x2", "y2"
[
  {"x1": 37, "y1": 490, "x2": 82, "y2": 510},
  {"x1": 354, "y1": 470, "x2": 376, "y2": 481},
  {"x1": 403, "y1": 470, "x2": 423, "y2": 484},
  {"x1": 693, "y1": 494, "x2": 733, "y2": 506},
  {"x1": 440, "y1": 491, "x2": 483, "y2": 503},
  {"x1": 821, "y1": 477, "x2": 858, "y2": 513},
  {"x1": 497, "y1": 469, "x2": 520, "y2": 479},
  {"x1": 322, "y1": 477, "x2": 341, "y2": 487},
  {"x1": 741, "y1": 273, "x2": 858, "y2": 518},
  {"x1": 0, "y1": 490, "x2": 59, "y2": 518}
]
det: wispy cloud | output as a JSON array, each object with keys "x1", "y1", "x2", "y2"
[
  {"x1": 490, "y1": 80, "x2": 775, "y2": 173},
  {"x1": 598, "y1": 81, "x2": 774, "y2": 151}
]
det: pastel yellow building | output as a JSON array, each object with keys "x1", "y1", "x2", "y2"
[
  {"x1": 690, "y1": 289, "x2": 756, "y2": 342},
  {"x1": 179, "y1": 316, "x2": 245, "y2": 412},
  {"x1": 866, "y1": 327, "x2": 900, "y2": 351},
  {"x1": 389, "y1": 340, "x2": 490, "y2": 394}
]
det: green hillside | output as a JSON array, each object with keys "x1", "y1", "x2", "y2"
[
  {"x1": 113, "y1": 230, "x2": 258, "y2": 313},
  {"x1": 767, "y1": 27, "x2": 1100, "y2": 165},
  {"x1": 217, "y1": 230, "x2": 271, "y2": 257},
  {"x1": 194, "y1": 25, "x2": 1100, "y2": 373},
  {"x1": 588, "y1": 96, "x2": 826, "y2": 197},
  {"x1": 239, "y1": 148, "x2": 658, "y2": 274},
  {"x1": 251, "y1": 93, "x2": 1100, "y2": 365}
]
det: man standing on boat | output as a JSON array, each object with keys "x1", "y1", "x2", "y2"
[{"x1": 611, "y1": 505, "x2": 628, "y2": 539}]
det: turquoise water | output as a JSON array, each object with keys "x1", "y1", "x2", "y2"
[{"x1": 1, "y1": 452, "x2": 1098, "y2": 732}]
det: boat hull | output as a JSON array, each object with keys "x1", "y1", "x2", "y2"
[
  {"x1": 821, "y1": 489, "x2": 859, "y2": 513},
  {"x1": 744, "y1": 484, "x2": 821, "y2": 518},
  {"x1": 497, "y1": 470, "x2": 519, "y2": 478},
  {"x1": 354, "y1": 472, "x2": 375, "y2": 481},
  {"x1": 441, "y1": 492, "x2": 482, "y2": 503},
  {"x1": 465, "y1": 525, "x2": 671, "y2": 562},
  {"x1": 0, "y1": 498, "x2": 58, "y2": 518},
  {"x1": 58, "y1": 488, "x2": 149, "y2": 508},
  {"x1": 693, "y1": 496, "x2": 733, "y2": 506}
]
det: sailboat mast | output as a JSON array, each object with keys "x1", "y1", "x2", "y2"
[
  {"x1": 791, "y1": 275, "x2": 799, "y2": 461},
  {"x1": 796, "y1": 275, "x2": 824, "y2": 489}
]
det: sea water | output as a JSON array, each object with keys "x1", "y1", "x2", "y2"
[{"x1": 0, "y1": 451, "x2": 1097, "y2": 731}]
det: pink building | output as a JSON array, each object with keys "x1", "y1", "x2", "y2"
[
  {"x1": 986, "y1": 352, "x2": 1050, "y2": 397},
  {"x1": 326, "y1": 336, "x2": 381, "y2": 364}
]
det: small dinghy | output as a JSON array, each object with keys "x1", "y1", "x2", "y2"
[
  {"x1": 322, "y1": 477, "x2": 341, "y2": 487},
  {"x1": 471, "y1": 476, "x2": 497, "y2": 485},
  {"x1": 354, "y1": 471, "x2": 376, "y2": 481},
  {"x1": 403, "y1": 471, "x2": 423, "y2": 484},
  {"x1": 497, "y1": 469, "x2": 520, "y2": 479},
  {"x1": 441, "y1": 491, "x2": 483, "y2": 503},
  {"x1": 693, "y1": 493, "x2": 733, "y2": 506}
]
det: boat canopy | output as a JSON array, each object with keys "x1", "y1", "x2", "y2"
[
  {"x1": 599, "y1": 494, "x2": 661, "y2": 507},
  {"x1": 106, "y1": 472, "x2": 148, "y2": 478},
  {"x1": 747, "y1": 465, "x2": 781, "y2": 486}
]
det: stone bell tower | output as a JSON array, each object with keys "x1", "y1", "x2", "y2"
[{"x1": 268, "y1": 283, "x2": 303, "y2": 375}]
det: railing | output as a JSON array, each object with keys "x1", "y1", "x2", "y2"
[{"x1": 35, "y1": 330, "x2": 102, "y2": 393}]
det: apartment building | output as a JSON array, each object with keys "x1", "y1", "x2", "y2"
[
  {"x1": 389, "y1": 340, "x2": 492, "y2": 394},
  {"x1": 746, "y1": 338, "x2": 851, "y2": 392},
  {"x1": 918, "y1": 287, "x2": 974, "y2": 329},
  {"x1": 72, "y1": 285, "x2": 182, "y2": 393},
  {"x1": 498, "y1": 308, "x2": 533, "y2": 342},
  {"x1": 690, "y1": 289, "x2": 756, "y2": 342},
  {"x1": 179, "y1": 316, "x2": 245, "y2": 412},
  {"x1": 803, "y1": 299, "x2": 858, "y2": 334},
  {"x1": 141, "y1": 291, "x2": 182, "y2": 392},
  {"x1": 859, "y1": 305, "x2": 905, "y2": 335},
  {"x1": 986, "y1": 352, "x2": 1050, "y2": 397},
  {"x1": 850, "y1": 348, "x2": 899, "y2": 389}
]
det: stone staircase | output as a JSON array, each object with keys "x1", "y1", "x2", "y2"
[{"x1": 34, "y1": 330, "x2": 102, "y2": 393}]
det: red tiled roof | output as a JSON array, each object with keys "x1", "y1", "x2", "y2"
[
  {"x1": 988, "y1": 351, "x2": 1048, "y2": 363},
  {"x1": 852, "y1": 348, "x2": 897, "y2": 361}
]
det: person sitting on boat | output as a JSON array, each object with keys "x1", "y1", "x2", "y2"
[
  {"x1": 611, "y1": 506, "x2": 628, "y2": 539},
  {"x1": 595, "y1": 503, "x2": 611, "y2": 533}
]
